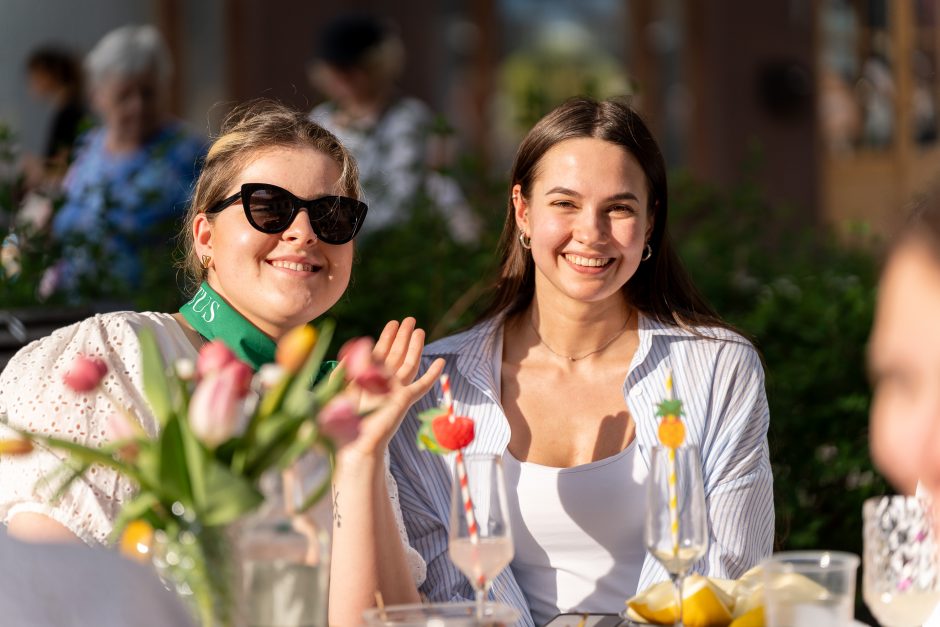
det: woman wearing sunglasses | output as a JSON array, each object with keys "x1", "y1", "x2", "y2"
[
  {"x1": 0, "y1": 101, "x2": 440, "y2": 579},
  {"x1": 329, "y1": 97, "x2": 774, "y2": 626}
]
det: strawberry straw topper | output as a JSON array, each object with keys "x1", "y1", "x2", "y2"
[
  {"x1": 656, "y1": 369, "x2": 685, "y2": 559},
  {"x1": 417, "y1": 375, "x2": 480, "y2": 547}
]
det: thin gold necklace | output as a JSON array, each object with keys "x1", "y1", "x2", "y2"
[{"x1": 529, "y1": 310, "x2": 634, "y2": 362}]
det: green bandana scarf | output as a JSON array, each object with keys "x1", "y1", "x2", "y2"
[{"x1": 179, "y1": 282, "x2": 276, "y2": 371}]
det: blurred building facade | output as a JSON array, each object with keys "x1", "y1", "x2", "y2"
[{"x1": 7, "y1": 0, "x2": 940, "y2": 238}]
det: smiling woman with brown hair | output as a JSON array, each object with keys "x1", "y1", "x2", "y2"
[{"x1": 330, "y1": 96, "x2": 774, "y2": 626}]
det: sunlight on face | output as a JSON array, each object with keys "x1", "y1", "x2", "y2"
[
  {"x1": 515, "y1": 137, "x2": 652, "y2": 309},
  {"x1": 195, "y1": 146, "x2": 354, "y2": 339},
  {"x1": 869, "y1": 240, "x2": 940, "y2": 496}
]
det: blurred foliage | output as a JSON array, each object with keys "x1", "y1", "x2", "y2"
[
  {"x1": 329, "y1": 153, "x2": 507, "y2": 348},
  {"x1": 668, "y1": 168, "x2": 887, "y2": 561}
]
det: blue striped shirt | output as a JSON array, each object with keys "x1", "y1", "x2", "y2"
[{"x1": 387, "y1": 313, "x2": 774, "y2": 626}]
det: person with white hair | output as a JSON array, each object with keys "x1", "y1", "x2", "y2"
[{"x1": 49, "y1": 24, "x2": 206, "y2": 302}]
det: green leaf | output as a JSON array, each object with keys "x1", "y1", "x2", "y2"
[
  {"x1": 17, "y1": 429, "x2": 144, "y2": 486},
  {"x1": 158, "y1": 417, "x2": 193, "y2": 508},
  {"x1": 418, "y1": 407, "x2": 448, "y2": 423},
  {"x1": 655, "y1": 399, "x2": 684, "y2": 417},
  {"x1": 244, "y1": 412, "x2": 307, "y2": 479},
  {"x1": 416, "y1": 420, "x2": 449, "y2": 455},
  {"x1": 138, "y1": 327, "x2": 173, "y2": 425},
  {"x1": 276, "y1": 422, "x2": 320, "y2": 471},
  {"x1": 177, "y1": 414, "x2": 207, "y2": 509},
  {"x1": 201, "y1": 460, "x2": 264, "y2": 526}
]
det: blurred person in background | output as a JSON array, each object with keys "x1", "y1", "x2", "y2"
[
  {"x1": 308, "y1": 13, "x2": 480, "y2": 244},
  {"x1": 869, "y1": 196, "x2": 940, "y2": 505},
  {"x1": 868, "y1": 195, "x2": 940, "y2": 627},
  {"x1": 48, "y1": 24, "x2": 205, "y2": 303},
  {"x1": 21, "y1": 46, "x2": 88, "y2": 192}
]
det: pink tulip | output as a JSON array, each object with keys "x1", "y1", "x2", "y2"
[
  {"x1": 106, "y1": 413, "x2": 143, "y2": 461},
  {"x1": 188, "y1": 362, "x2": 250, "y2": 447},
  {"x1": 63, "y1": 355, "x2": 108, "y2": 392},
  {"x1": 318, "y1": 396, "x2": 361, "y2": 446},
  {"x1": 338, "y1": 337, "x2": 391, "y2": 395},
  {"x1": 106, "y1": 412, "x2": 142, "y2": 442},
  {"x1": 196, "y1": 340, "x2": 239, "y2": 380}
]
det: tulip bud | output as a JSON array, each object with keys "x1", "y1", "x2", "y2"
[
  {"x1": 0, "y1": 438, "x2": 34, "y2": 456},
  {"x1": 318, "y1": 396, "x2": 361, "y2": 446},
  {"x1": 106, "y1": 413, "x2": 143, "y2": 461},
  {"x1": 196, "y1": 340, "x2": 238, "y2": 380},
  {"x1": 174, "y1": 358, "x2": 196, "y2": 381},
  {"x1": 63, "y1": 355, "x2": 108, "y2": 392},
  {"x1": 276, "y1": 324, "x2": 318, "y2": 374},
  {"x1": 338, "y1": 337, "x2": 373, "y2": 375},
  {"x1": 119, "y1": 519, "x2": 154, "y2": 563},
  {"x1": 188, "y1": 362, "x2": 249, "y2": 447},
  {"x1": 257, "y1": 363, "x2": 286, "y2": 389},
  {"x1": 338, "y1": 337, "x2": 391, "y2": 395}
]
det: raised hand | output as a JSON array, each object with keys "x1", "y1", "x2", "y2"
[{"x1": 341, "y1": 317, "x2": 444, "y2": 458}]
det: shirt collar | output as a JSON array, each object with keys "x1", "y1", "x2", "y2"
[{"x1": 431, "y1": 310, "x2": 689, "y2": 400}]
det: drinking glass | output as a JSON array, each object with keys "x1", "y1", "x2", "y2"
[
  {"x1": 645, "y1": 445, "x2": 708, "y2": 625},
  {"x1": 448, "y1": 454, "x2": 514, "y2": 620},
  {"x1": 763, "y1": 551, "x2": 858, "y2": 627},
  {"x1": 864, "y1": 495, "x2": 940, "y2": 626}
]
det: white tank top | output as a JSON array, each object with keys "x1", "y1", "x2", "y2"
[{"x1": 502, "y1": 443, "x2": 648, "y2": 626}]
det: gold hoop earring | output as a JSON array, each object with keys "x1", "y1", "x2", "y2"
[
  {"x1": 519, "y1": 231, "x2": 531, "y2": 250},
  {"x1": 201, "y1": 255, "x2": 212, "y2": 270},
  {"x1": 641, "y1": 243, "x2": 653, "y2": 262}
]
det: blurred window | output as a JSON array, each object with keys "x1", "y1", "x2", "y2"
[{"x1": 819, "y1": 0, "x2": 894, "y2": 153}]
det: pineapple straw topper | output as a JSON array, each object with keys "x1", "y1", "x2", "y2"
[
  {"x1": 657, "y1": 369, "x2": 686, "y2": 560},
  {"x1": 416, "y1": 375, "x2": 481, "y2": 583}
]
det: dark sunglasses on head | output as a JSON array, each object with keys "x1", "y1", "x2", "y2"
[{"x1": 206, "y1": 183, "x2": 368, "y2": 245}]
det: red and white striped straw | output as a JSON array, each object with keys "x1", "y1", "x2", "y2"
[
  {"x1": 441, "y1": 375, "x2": 479, "y2": 544},
  {"x1": 455, "y1": 449, "x2": 479, "y2": 544},
  {"x1": 441, "y1": 373, "x2": 455, "y2": 422}
]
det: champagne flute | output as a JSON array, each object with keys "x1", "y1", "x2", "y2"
[
  {"x1": 863, "y1": 495, "x2": 940, "y2": 626},
  {"x1": 645, "y1": 445, "x2": 708, "y2": 625},
  {"x1": 448, "y1": 453, "x2": 514, "y2": 621}
]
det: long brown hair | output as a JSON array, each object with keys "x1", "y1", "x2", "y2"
[{"x1": 480, "y1": 96, "x2": 730, "y2": 332}]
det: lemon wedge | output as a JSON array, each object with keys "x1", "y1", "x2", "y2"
[
  {"x1": 728, "y1": 606, "x2": 764, "y2": 627},
  {"x1": 732, "y1": 565, "x2": 765, "y2": 617},
  {"x1": 627, "y1": 575, "x2": 735, "y2": 627}
]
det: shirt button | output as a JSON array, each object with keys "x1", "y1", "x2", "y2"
[{"x1": 630, "y1": 386, "x2": 643, "y2": 398}]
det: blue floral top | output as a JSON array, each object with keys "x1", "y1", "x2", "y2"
[{"x1": 51, "y1": 122, "x2": 206, "y2": 298}]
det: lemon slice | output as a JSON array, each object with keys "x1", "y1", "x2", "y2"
[
  {"x1": 627, "y1": 575, "x2": 735, "y2": 627},
  {"x1": 728, "y1": 606, "x2": 764, "y2": 627},
  {"x1": 732, "y1": 565, "x2": 765, "y2": 618}
]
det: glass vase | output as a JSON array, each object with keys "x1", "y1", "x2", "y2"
[
  {"x1": 239, "y1": 460, "x2": 331, "y2": 626},
  {"x1": 152, "y1": 516, "x2": 243, "y2": 627}
]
